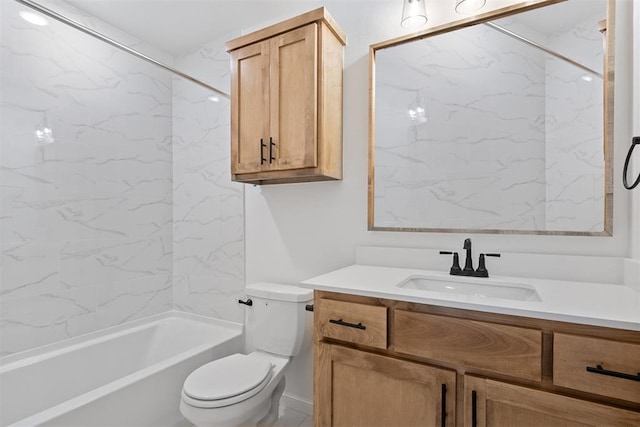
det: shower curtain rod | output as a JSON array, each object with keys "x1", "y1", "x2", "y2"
[
  {"x1": 14, "y1": 0, "x2": 230, "y2": 99},
  {"x1": 484, "y1": 22, "x2": 603, "y2": 79}
]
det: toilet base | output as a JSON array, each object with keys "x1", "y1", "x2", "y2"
[{"x1": 257, "y1": 377, "x2": 285, "y2": 427}]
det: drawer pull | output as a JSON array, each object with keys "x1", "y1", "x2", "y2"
[
  {"x1": 329, "y1": 318, "x2": 366, "y2": 330},
  {"x1": 586, "y1": 364, "x2": 640, "y2": 382}
]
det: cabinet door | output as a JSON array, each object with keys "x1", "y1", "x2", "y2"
[
  {"x1": 315, "y1": 343, "x2": 456, "y2": 427},
  {"x1": 269, "y1": 23, "x2": 318, "y2": 171},
  {"x1": 464, "y1": 376, "x2": 640, "y2": 427},
  {"x1": 230, "y1": 39, "x2": 270, "y2": 174}
]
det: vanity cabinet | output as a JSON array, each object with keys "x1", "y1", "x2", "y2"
[
  {"x1": 316, "y1": 343, "x2": 456, "y2": 427},
  {"x1": 226, "y1": 8, "x2": 345, "y2": 185},
  {"x1": 313, "y1": 291, "x2": 640, "y2": 427},
  {"x1": 464, "y1": 376, "x2": 640, "y2": 426}
]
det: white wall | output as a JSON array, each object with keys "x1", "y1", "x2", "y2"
[{"x1": 244, "y1": 0, "x2": 635, "y2": 403}]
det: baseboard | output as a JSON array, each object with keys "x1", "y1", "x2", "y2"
[{"x1": 281, "y1": 393, "x2": 313, "y2": 416}]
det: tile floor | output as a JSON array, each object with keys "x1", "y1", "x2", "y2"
[{"x1": 273, "y1": 405, "x2": 312, "y2": 427}]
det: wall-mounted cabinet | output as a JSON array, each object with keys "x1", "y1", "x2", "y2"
[{"x1": 226, "y1": 8, "x2": 345, "y2": 185}]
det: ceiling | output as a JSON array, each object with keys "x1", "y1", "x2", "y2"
[
  {"x1": 55, "y1": 0, "x2": 606, "y2": 57},
  {"x1": 63, "y1": 0, "x2": 347, "y2": 56}
]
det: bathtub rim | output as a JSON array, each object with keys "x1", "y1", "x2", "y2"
[{"x1": 0, "y1": 310, "x2": 243, "y2": 371}]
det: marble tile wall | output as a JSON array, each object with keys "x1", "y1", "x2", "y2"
[
  {"x1": 0, "y1": 0, "x2": 173, "y2": 356},
  {"x1": 172, "y1": 34, "x2": 245, "y2": 323}
]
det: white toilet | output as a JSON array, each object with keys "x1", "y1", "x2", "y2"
[{"x1": 179, "y1": 283, "x2": 313, "y2": 427}]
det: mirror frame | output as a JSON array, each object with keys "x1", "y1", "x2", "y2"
[{"x1": 368, "y1": 0, "x2": 614, "y2": 236}]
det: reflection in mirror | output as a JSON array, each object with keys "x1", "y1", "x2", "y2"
[{"x1": 370, "y1": 0, "x2": 613, "y2": 235}]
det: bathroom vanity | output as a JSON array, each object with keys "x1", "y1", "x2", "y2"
[{"x1": 302, "y1": 265, "x2": 640, "y2": 426}]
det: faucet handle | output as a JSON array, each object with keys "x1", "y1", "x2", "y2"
[
  {"x1": 440, "y1": 251, "x2": 462, "y2": 275},
  {"x1": 476, "y1": 253, "x2": 501, "y2": 278}
]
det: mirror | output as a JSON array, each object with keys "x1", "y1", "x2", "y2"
[{"x1": 369, "y1": 0, "x2": 613, "y2": 235}]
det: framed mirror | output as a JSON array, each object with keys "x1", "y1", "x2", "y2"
[{"x1": 369, "y1": 0, "x2": 614, "y2": 235}]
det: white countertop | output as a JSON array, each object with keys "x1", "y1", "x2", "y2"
[{"x1": 300, "y1": 264, "x2": 640, "y2": 331}]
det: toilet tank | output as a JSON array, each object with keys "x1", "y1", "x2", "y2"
[{"x1": 245, "y1": 283, "x2": 313, "y2": 357}]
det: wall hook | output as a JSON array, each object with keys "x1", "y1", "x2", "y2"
[{"x1": 623, "y1": 136, "x2": 640, "y2": 190}]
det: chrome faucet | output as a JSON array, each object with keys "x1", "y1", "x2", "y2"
[{"x1": 440, "y1": 238, "x2": 501, "y2": 278}]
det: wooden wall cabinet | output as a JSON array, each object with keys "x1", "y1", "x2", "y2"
[
  {"x1": 313, "y1": 291, "x2": 640, "y2": 427},
  {"x1": 226, "y1": 8, "x2": 345, "y2": 184}
]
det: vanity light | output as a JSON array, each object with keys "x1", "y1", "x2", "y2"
[
  {"x1": 455, "y1": 0, "x2": 487, "y2": 14},
  {"x1": 401, "y1": 0, "x2": 428, "y2": 29},
  {"x1": 19, "y1": 10, "x2": 49, "y2": 26}
]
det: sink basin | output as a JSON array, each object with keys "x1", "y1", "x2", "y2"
[{"x1": 397, "y1": 275, "x2": 542, "y2": 302}]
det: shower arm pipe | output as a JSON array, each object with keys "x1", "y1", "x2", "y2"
[
  {"x1": 13, "y1": 0, "x2": 230, "y2": 100},
  {"x1": 483, "y1": 22, "x2": 603, "y2": 79}
]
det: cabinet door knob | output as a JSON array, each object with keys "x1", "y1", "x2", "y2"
[{"x1": 260, "y1": 138, "x2": 267, "y2": 165}]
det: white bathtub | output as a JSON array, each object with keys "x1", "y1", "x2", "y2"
[{"x1": 0, "y1": 311, "x2": 243, "y2": 427}]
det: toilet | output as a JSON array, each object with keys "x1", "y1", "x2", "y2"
[{"x1": 179, "y1": 283, "x2": 313, "y2": 427}]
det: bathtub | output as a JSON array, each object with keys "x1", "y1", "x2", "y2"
[{"x1": 0, "y1": 311, "x2": 243, "y2": 427}]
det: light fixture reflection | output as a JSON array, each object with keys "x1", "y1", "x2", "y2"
[
  {"x1": 207, "y1": 95, "x2": 220, "y2": 102},
  {"x1": 35, "y1": 127, "x2": 54, "y2": 144},
  {"x1": 581, "y1": 75, "x2": 594, "y2": 82},
  {"x1": 455, "y1": 0, "x2": 487, "y2": 14},
  {"x1": 408, "y1": 106, "x2": 427, "y2": 123},
  {"x1": 401, "y1": 0, "x2": 427, "y2": 29},
  {"x1": 19, "y1": 10, "x2": 49, "y2": 26}
]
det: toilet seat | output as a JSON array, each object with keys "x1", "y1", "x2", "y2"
[{"x1": 182, "y1": 353, "x2": 274, "y2": 409}]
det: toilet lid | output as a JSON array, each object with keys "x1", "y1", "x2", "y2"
[{"x1": 183, "y1": 354, "x2": 273, "y2": 401}]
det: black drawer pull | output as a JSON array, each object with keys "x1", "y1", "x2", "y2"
[
  {"x1": 441, "y1": 384, "x2": 447, "y2": 427},
  {"x1": 238, "y1": 299, "x2": 253, "y2": 306},
  {"x1": 329, "y1": 318, "x2": 366, "y2": 330},
  {"x1": 586, "y1": 364, "x2": 640, "y2": 382}
]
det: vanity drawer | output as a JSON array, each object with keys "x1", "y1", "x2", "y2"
[
  {"x1": 553, "y1": 333, "x2": 640, "y2": 403},
  {"x1": 394, "y1": 310, "x2": 542, "y2": 382},
  {"x1": 315, "y1": 299, "x2": 387, "y2": 349}
]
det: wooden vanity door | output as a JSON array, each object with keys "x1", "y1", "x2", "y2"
[
  {"x1": 464, "y1": 376, "x2": 640, "y2": 427},
  {"x1": 315, "y1": 343, "x2": 456, "y2": 427}
]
